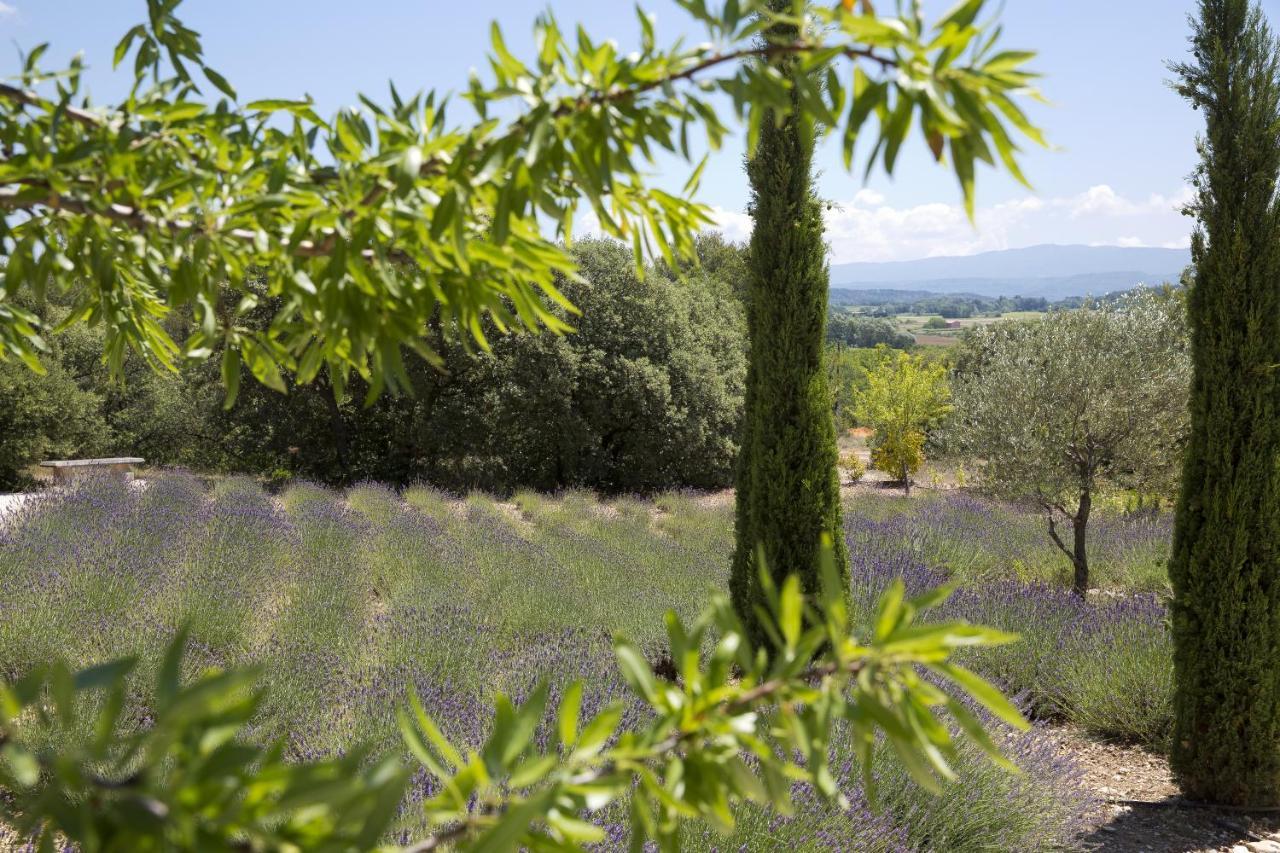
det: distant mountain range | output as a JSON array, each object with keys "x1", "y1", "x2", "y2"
[{"x1": 828, "y1": 244, "x2": 1191, "y2": 300}]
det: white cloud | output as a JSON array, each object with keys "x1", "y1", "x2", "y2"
[
  {"x1": 852, "y1": 188, "x2": 885, "y2": 207},
  {"x1": 1068, "y1": 184, "x2": 1135, "y2": 218},
  {"x1": 578, "y1": 182, "x2": 1194, "y2": 265},
  {"x1": 707, "y1": 206, "x2": 751, "y2": 243},
  {"x1": 0, "y1": 3, "x2": 16, "y2": 17},
  {"x1": 705, "y1": 183, "x2": 1194, "y2": 264}
]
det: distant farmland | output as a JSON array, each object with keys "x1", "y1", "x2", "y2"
[{"x1": 891, "y1": 311, "x2": 1046, "y2": 346}]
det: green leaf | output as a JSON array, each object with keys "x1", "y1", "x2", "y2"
[
  {"x1": 937, "y1": 0, "x2": 984, "y2": 30},
  {"x1": 874, "y1": 579, "x2": 906, "y2": 641},
  {"x1": 882, "y1": 94, "x2": 915, "y2": 174},
  {"x1": 240, "y1": 338, "x2": 287, "y2": 394},
  {"x1": 408, "y1": 687, "x2": 464, "y2": 770},
  {"x1": 247, "y1": 98, "x2": 309, "y2": 112},
  {"x1": 572, "y1": 703, "x2": 622, "y2": 760},
  {"x1": 983, "y1": 50, "x2": 1037, "y2": 73},
  {"x1": 24, "y1": 43, "x2": 48, "y2": 74},
  {"x1": 615, "y1": 641, "x2": 658, "y2": 703},
  {"x1": 950, "y1": 136, "x2": 977, "y2": 220},
  {"x1": 156, "y1": 626, "x2": 189, "y2": 709},
  {"x1": 933, "y1": 663, "x2": 1029, "y2": 730},
  {"x1": 202, "y1": 66, "x2": 237, "y2": 100},
  {"x1": 113, "y1": 26, "x2": 146, "y2": 69},
  {"x1": 557, "y1": 680, "x2": 583, "y2": 747},
  {"x1": 73, "y1": 657, "x2": 137, "y2": 692},
  {"x1": 163, "y1": 102, "x2": 205, "y2": 122},
  {"x1": 2, "y1": 744, "x2": 39, "y2": 788},
  {"x1": 946, "y1": 697, "x2": 1019, "y2": 773},
  {"x1": 221, "y1": 347, "x2": 241, "y2": 409},
  {"x1": 778, "y1": 575, "x2": 803, "y2": 649},
  {"x1": 548, "y1": 811, "x2": 607, "y2": 844},
  {"x1": 397, "y1": 707, "x2": 449, "y2": 779},
  {"x1": 431, "y1": 188, "x2": 459, "y2": 241},
  {"x1": 499, "y1": 681, "x2": 549, "y2": 767},
  {"x1": 470, "y1": 789, "x2": 554, "y2": 853},
  {"x1": 907, "y1": 584, "x2": 954, "y2": 614}
]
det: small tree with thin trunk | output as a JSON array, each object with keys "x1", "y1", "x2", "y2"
[
  {"x1": 950, "y1": 292, "x2": 1190, "y2": 596},
  {"x1": 855, "y1": 348, "x2": 952, "y2": 496}
]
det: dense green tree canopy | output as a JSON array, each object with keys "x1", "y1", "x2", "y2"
[
  {"x1": 220, "y1": 239, "x2": 747, "y2": 492},
  {"x1": 0, "y1": 239, "x2": 746, "y2": 492}
]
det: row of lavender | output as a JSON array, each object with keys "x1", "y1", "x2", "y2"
[
  {"x1": 846, "y1": 503, "x2": 1174, "y2": 750},
  {"x1": 0, "y1": 474, "x2": 1152, "y2": 849}
]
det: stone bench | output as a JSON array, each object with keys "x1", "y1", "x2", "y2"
[{"x1": 39, "y1": 458, "x2": 145, "y2": 483}]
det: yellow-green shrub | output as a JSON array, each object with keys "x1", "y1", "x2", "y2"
[
  {"x1": 871, "y1": 430, "x2": 926, "y2": 486},
  {"x1": 839, "y1": 451, "x2": 867, "y2": 483}
]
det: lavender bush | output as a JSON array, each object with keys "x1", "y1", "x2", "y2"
[
  {"x1": 848, "y1": 490, "x2": 1172, "y2": 593},
  {"x1": 845, "y1": 499, "x2": 1175, "y2": 751},
  {"x1": 0, "y1": 475, "x2": 1114, "y2": 848}
]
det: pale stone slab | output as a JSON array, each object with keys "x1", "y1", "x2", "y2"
[{"x1": 38, "y1": 458, "x2": 144, "y2": 483}]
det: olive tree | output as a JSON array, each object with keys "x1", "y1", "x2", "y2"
[{"x1": 950, "y1": 291, "x2": 1191, "y2": 595}]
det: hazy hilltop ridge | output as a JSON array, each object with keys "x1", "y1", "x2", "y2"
[{"x1": 829, "y1": 244, "x2": 1191, "y2": 299}]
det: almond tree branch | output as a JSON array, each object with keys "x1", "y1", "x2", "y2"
[
  {"x1": 401, "y1": 655, "x2": 869, "y2": 853},
  {"x1": 0, "y1": 187, "x2": 402, "y2": 262},
  {"x1": 549, "y1": 41, "x2": 896, "y2": 119},
  {"x1": 0, "y1": 82, "x2": 106, "y2": 129},
  {"x1": 0, "y1": 39, "x2": 897, "y2": 245}
]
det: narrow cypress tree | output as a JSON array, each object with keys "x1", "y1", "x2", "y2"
[
  {"x1": 1169, "y1": 0, "x2": 1280, "y2": 806},
  {"x1": 731, "y1": 0, "x2": 849, "y2": 648}
]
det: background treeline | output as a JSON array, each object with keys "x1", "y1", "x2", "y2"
[
  {"x1": 831, "y1": 290, "x2": 1053, "y2": 317},
  {"x1": 1, "y1": 238, "x2": 747, "y2": 493},
  {"x1": 825, "y1": 314, "x2": 916, "y2": 348},
  {"x1": 1, "y1": 234, "x2": 1184, "y2": 495}
]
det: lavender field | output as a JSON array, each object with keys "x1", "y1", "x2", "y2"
[{"x1": 0, "y1": 473, "x2": 1175, "y2": 850}]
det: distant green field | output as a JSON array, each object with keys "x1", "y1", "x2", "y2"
[{"x1": 886, "y1": 311, "x2": 1047, "y2": 346}]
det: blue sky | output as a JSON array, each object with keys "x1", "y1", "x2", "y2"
[{"x1": 2, "y1": 1, "x2": 1264, "y2": 262}]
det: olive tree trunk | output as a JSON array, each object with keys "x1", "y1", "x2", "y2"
[{"x1": 1047, "y1": 488, "x2": 1091, "y2": 597}]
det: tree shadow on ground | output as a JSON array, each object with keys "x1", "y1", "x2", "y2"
[{"x1": 1081, "y1": 798, "x2": 1280, "y2": 852}]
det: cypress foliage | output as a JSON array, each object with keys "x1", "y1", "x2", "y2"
[
  {"x1": 1169, "y1": 0, "x2": 1280, "y2": 806},
  {"x1": 731, "y1": 0, "x2": 849, "y2": 648}
]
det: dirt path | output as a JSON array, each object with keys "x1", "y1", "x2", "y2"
[
  {"x1": 1056, "y1": 727, "x2": 1280, "y2": 852},
  {"x1": 0, "y1": 492, "x2": 30, "y2": 525}
]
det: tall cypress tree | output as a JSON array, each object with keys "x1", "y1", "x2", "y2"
[
  {"x1": 731, "y1": 0, "x2": 849, "y2": 648},
  {"x1": 1169, "y1": 0, "x2": 1280, "y2": 806}
]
